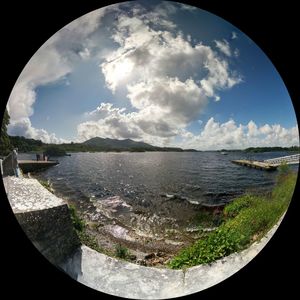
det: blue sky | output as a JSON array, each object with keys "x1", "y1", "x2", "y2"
[{"x1": 7, "y1": 1, "x2": 298, "y2": 150}]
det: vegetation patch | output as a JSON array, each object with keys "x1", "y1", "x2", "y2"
[
  {"x1": 194, "y1": 210, "x2": 223, "y2": 229},
  {"x1": 69, "y1": 204, "x2": 85, "y2": 231},
  {"x1": 169, "y1": 168, "x2": 297, "y2": 269},
  {"x1": 115, "y1": 244, "x2": 129, "y2": 259},
  {"x1": 68, "y1": 204, "x2": 105, "y2": 253}
]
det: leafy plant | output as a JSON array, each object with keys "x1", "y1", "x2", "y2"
[
  {"x1": 115, "y1": 244, "x2": 129, "y2": 259},
  {"x1": 69, "y1": 204, "x2": 85, "y2": 232}
]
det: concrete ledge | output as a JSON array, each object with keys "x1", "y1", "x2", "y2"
[
  {"x1": 61, "y1": 216, "x2": 283, "y2": 299},
  {"x1": 3, "y1": 176, "x2": 64, "y2": 213},
  {"x1": 3, "y1": 176, "x2": 80, "y2": 266}
]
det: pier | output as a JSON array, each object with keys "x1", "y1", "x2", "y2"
[
  {"x1": 232, "y1": 153, "x2": 299, "y2": 171},
  {"x1": 18, "y1": 160, "x2": 59, "y2": 173},
  {"x1": 232, "y1": 160, "x2": 277, "y2": 171}
]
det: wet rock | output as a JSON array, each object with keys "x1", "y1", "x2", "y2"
[
  {"x1": 202, "y1": 227, "x2": 217, "y2": 232},
  {"x1": 128, "y1": 254, "x2": 137, "y2": 261},
  {"x1": 156, "y1": 251, "x2": 165, "y2": 257},
  {"x1": 136, "y1": 259, "x2": 147, "y2": 266},
  {"x1": 164, "y1": 239, "x2": 184, "y2": 246},
  {"x1": 144, "y1": 253, "x2": 156, "y2": 260},
  {"x1": 94, "y1": 195, "x2": 132, "y2": 219},
  {"x1": 186, "y1": 226, "x2": 200, "y2": 233},
  {"x1": 103, "y1": 224, "x2": 135, "y2": 241}
]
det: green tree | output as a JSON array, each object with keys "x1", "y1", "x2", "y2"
[{"x1": 0, "y1": 108, "x2": 12, "y2": 156}]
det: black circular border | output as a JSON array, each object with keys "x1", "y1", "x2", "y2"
[{"x1": 0, "y1": 1, "x2": 299, "y2": 299}]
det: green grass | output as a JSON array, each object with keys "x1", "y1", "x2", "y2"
[
  {"x1": 194, "y1": 210, "x2": 223, "y2": 228},
  {"x1": 77, "y1": 230, "x2": 104, "y2": 253},
  {"x1": 69, "y1": 204, "x2": 85, "y2": 231},
  {"x1": 115, "y1": 244, "x2": 129, "y2": 259},
  {"x1": 169, "y1": 169, "x2": 297, "y2": 269},
  {"x1": 68, "y1": 204, "x2": 105, "y2": 253}
]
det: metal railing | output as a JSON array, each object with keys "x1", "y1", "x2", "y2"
[{"x1": 264, "y1": 154, "x2": 300, "y2": 166}]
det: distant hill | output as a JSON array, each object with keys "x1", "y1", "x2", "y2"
[
  {"x1": 7, "y1": 135, "x2": 198, "y2": 153},
  {"x1": 83, "y1": 137, "x2": 190, "y2": 152},
  {"x1": 244, "y1": 146, "x2": 300, "y2": 153},
  {"x1": 7, "y1": 135, "x2": 299, "y2": 154},
  {"x1": 83, "y1": 137, "x2": 157, "y2": 151}
]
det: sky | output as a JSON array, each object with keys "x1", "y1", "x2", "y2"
[{"x1": 6, "y1": 0, "x2": 299, "y2": 150}]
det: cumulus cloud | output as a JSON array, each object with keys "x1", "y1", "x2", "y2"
[
  {"x1": 102, "y1": 15, "x2": 240, "y2": 94},
  {"x1": 77, "y1": 102, "x2": 176, "y2": 146},
  {"x1": 80, "y1": 77, "x2": 206, "y2": 142},
  {"x1": 179, "y1": 3, "x2": 197, "y2": 11},
  {"x1": 78, "y1": 105, "x2": 299, "y2": 150},
  {"x1": 127, "y1": 77, "x2": 207, "y2": 125},
  {"x1": 6, "y1": 5, "x2": 115, "y2": 143},
  {"x1": 179, "y1": 118, "x2": 299, "y2": 150},
  {"x1": 8, "y1": 118, "x2": 68, "y2": 144},
  {"x1": 98, "y1": 6, "x2": 242, "y2": 141},
  {"x1": 9, "y1": 1, "x2": 286, "y2": 152},
  {"x1": 215, "y1": 39, "x2": 231, "y2": 56}
]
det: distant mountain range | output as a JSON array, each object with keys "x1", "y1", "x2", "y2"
[
  {"x1": 8, "y1": 135, "x2": 199, "y2": 153},
  {"x1": 7, "y1": 135, "x2": 299, "y2": 154},
  {"x1": 83, "y1": 137, "x2": 197, "y2": 152}
]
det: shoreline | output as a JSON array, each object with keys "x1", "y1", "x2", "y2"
[
  {"x1": 28, "y1": 173, "x2": 227, "y2": 267},
  {"x1": 32, "y1": 167, "x2": 296, "y2": 269},
  {"x1": 3, "y1": 167, "x2": 295, "y2": 272}
]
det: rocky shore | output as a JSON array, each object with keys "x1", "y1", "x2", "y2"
[{"x1": 70, "y1": 193, "x2": 224, "y2": 267}]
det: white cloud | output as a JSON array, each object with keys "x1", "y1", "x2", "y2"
[
  {"x1": 231, "y1": 31, "x2": 238, "y2": 39},
  {"x1": 100, "y1": 8, "x2": 242, "y2": 141},
  {"x1": 127, "y1": 77, "x2": 207, "y2": 125},
  {"x1": 8, "y1": 118, "x2": 68, "y2": 144},
  {"x1": 6, "y1": 5, "x2": 116, "y2": 143},
  {"x1": 179, "y1": 3, "x2": 197, "y2": 11},
  {"x1": 215, "y1": 39, "x2": 231, "y2": 56},
  {"x1": 179, "y1": 118, "x2": 299, "y2": 150},
  {"x1": 79, "y1": 48, "x2": 90, "y2": 60},
  {"x1": 78, "y1": 106, "x2": 299, "y2": 150}
]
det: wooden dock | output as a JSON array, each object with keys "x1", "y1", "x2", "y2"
[
  {"x1": 18, "y1": 160, "x2": 59, "y2": 173},
  {"x1": 232, "y1": 160, "x2": 278, "y2": 171}
]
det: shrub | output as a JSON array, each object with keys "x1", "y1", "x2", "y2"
[
  {"x1": 195, "y1": 210, "x2": 224, "y2": 228},
  {"x1": 69, "y1": 204, "x2": 85, "y2": 231},
  {"x1": 278, "y1": 162, "x2": 290, "y2": 177},
  {"x1": 223, "y1": 195, "x2": 256, "y2": 218},
  {"x1": 77, "y1": 230, "x2": 104, "y2": 253},
  {"x1": 115, "y1": 244, "x2": 129, "y2": 259}
]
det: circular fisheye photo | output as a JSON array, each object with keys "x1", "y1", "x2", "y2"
[{"x1": 0, "y1": 1, "x2": 299, "y2": 299}]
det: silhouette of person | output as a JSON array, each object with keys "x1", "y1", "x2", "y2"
[{"x1": 12, "y1": 148, "x2": 20, "y2": 177}]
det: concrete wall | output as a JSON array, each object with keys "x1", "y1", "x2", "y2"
[
  {"x1": 15, "y1": 204, "x2": 81, "y2": 266},
  {"x1": 2, "y1": 154, "x2": 14, "y2": 176},
  {"x1": 3, "y1": 176, "x2": 81, "y2": 267}
]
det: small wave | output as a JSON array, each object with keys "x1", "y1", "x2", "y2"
[{"x1": 187, "y1": 199, "x2": 200, "y2": 205}]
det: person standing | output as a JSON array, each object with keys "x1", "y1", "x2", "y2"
[{"x1": 12, "y1": 148, "x2": 20, "y2": 177}]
